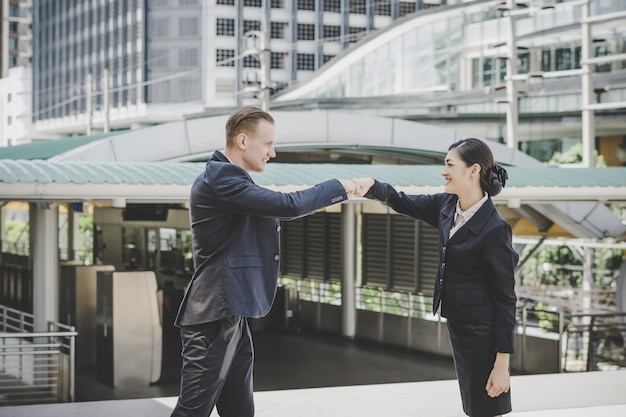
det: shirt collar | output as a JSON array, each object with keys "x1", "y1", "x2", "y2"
[{"x1": 455, "y1": 192, "x2": 488, "y2": 223}]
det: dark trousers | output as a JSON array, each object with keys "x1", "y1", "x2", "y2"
[{"x1": 171, "y1": 316, "x2": 254, "y2": 417}]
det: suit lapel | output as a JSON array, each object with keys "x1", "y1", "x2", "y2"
[
  {"x1": 448, "y1": 198, "x2": 495, "y2": 244},
  {"x1": 440, "y1": 198, "x2": 456, "y2": 247}
]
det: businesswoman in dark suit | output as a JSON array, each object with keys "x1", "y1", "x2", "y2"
[{"x1": 353, "y1": 138, "x2": 518, "y2": 417}]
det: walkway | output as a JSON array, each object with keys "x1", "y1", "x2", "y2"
[{"x1": 0, "y1": 332, "x2": 624, "y2": 416}]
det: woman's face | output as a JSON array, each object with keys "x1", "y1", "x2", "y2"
[{"x1": 441, "y1": 148, "x2": 473, "y2": 195}]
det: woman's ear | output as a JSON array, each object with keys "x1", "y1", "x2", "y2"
[{"x1": 472, "y1": 163, "x2": 481, "y2": 176}]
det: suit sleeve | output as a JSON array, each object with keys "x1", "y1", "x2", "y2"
[
  {"x1": 365, "y1": 180, "x2": 442, "y2": 228},
  {"x1": 483, "y1": 221, "x2": 519, "y2": 353},
  {"x1": 202, "y1": 163, "x2": 347, "y2": 219}
]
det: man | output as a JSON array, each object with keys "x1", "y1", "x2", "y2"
[{"x1": 171, "y1": 106, "x2": 354, "y2": 417}]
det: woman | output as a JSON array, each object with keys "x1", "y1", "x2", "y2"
[{"x1": 353, "y1": 138, "x2": 518, "y2": 417}]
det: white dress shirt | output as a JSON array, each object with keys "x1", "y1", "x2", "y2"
[{"x1": 449, "y1": 192, "x2": 488, "y2": 238}]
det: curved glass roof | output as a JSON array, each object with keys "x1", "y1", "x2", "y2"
[{"x1": 275, "y1": 0, "x2": 626, "y2": 103}]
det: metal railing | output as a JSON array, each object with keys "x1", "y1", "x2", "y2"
[
  {"x1": 562, "y1": 312, "x2": 626, "y2": 372},
  {"x1": 0, "y1": 305, "x2": 77, "y2": 405},
  {"x1": 285, "y1": 278, "x2": 626, "y2": 374}
]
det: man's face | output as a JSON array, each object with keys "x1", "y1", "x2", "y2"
[{"x1": 240, "y1": 119, "x2": 276, "y2": 172}]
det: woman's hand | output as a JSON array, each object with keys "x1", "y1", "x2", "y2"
[
  {"x1": 486, "y1": 353, "x2": 510, "y2": 398},
  {"x1": 351, "y1": 178, "x2": 375, "y2": 197}
]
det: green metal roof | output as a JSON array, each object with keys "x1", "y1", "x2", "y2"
[
  {"x1": 0, "y1": 131, "x2": 126, "y2": 160},
  {"x1": 1, "y1": 160, "x2": 623, "y2": 238},
  {"x1": 0, "y1": 159, "x2": 624, "y2": 191}
]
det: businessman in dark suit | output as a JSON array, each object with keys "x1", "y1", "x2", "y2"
[
  {"x1": 170, "y1": 106, "x2": 355, "y2": 417},
  {"x1": 352, "y1": 138, "x2": 518, "y2": 417}
]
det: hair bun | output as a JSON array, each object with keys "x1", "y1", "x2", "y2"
[{"x1": 487, "y1": 165, "x2": 508, "y2": 196}]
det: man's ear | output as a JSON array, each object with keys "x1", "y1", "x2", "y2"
[{"x1": 236, "y1": 133, "x2": 247, "y2": 150}]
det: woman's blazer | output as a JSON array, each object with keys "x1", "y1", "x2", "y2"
[{"x1": 365, "y1": 181, "x2": 519, "y2": 353}]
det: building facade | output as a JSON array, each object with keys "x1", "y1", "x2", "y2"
[
  {"x1": 0, "y1": 66, "x2": 33, "y2": 146},
  {"x1": 31, "y1": 0, "x2": 441, "y2": 136},
  {"x1": 273, "y1": 0, "x2": 626, "y2": 165},
  {"x1": 0, "y1": 0, "x2": 31, "y2": 78}
]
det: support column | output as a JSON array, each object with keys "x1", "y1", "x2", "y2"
[
  {"x1": 581, "y1": 244, "x2": 594, "y2": 369},
  {"x1": 341, "y1": 202, "x2": 357, "y2": 339},
  {"x1": 581, "y1": 0, "x2": 595, "y2": 167},
  {"x1": 505, "y1": 0, "x2": 519, "y2": 150},
  {"x1": 32, "y1": 203, "x2": 59, "y2": 331}
]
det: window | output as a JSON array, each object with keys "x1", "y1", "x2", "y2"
[
  {"x1": 244, "y1": 20, "x2": 261, "y2": 34},
  {"x1": 9, "y1": 39, "x2": 18, "y2": 50},
  {"x1": 399, "y1": 1, "x2": 416, "y2": 16},
  {"x1": 595, "y1": 45, "x2": 611, "y2": 73},
  {"x1": 244, "y1": 0, "x2": 262, "y2": 6},
  {"x1": 7, "y1": 116, "x2": 12, "y2": 125},
  {"x1": 375, "y1": 1, "x2": 391, "y2": 15},
  {"x1": 9, "y1": 22, "x2": 18, "y2": 33},
  {"x1": 349, "y1": 0, "x2": 366, "y2": 14},
  {"x1": 179, "y1": 17, "x2": 199, "y2": 36},
  {"x1": 541, "y1": 49, "x2": 552, "y2": 72},
  {"x1": 483, "y1": 57, "x2": 494, "y2": 86},
  {"x1": 179, "y1": 48, "x2": 199, "y2": 67},
  {"x1": 271, "y1": 0, "x2": 284, "y2": 7},
  {"x1": 556, "y1": 47, "x2": 572, "y2": 71},
  {"x1": 216, "y1": 49, "x2": 235, "y2": 67},
  {"x1": 151, "y1": 49, "x2": 169, "y2": 67},
  {"x1": 217, "y1": 0, "x2": 235, "y2": 5},
  {"x1": 297, "y1": 23, "x2": 315, "y2": 41},
  {"x1": 348, "y1": 26, "x2": 366, "y2": 43},
  {"x1": 216, "y1": 18, "x2": 235, "y2": 36},
  {"x1": 323, "y1": 0, "x2": 341, "y2": 12},
  {"x1": 9, "y1": 6, "x2": 19, "y2": 17},
  {"x1": 151, "y1": 18, "x2": 169, "y2": 37},
  {"x1": 180, "y1": 0, "x2": 198, "y2": 5},
  {"x1": 243, "y1": 55, "x2": 260, "y2": 68},
  {"x1": 271, "y1": 52, "x2": 285, "y2": 69},
  {"x1": 323, "y1": 54, "x2": 335, "y2": 64},
  {"x1": 7, "y1": 93, "x2": 12, "y2": 103},
  {"x1": 271, "y1": 21, "x2": 286, "y2": 39},
  {"x1": 297, "y1": 53, "x2": 315, "y2": 71},
  {"x1": 297, "y1": 0, "x2": 315, "y2": 11},
  {"x1": 518, "y1": 53, "x2": 530, "y2": 74},
  {"x1": 323, "y1": 25, "x2": 340, "y2": 41}
]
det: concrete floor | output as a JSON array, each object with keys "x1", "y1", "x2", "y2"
[
  {"x1": 74, "y1": 330, "x2": 458, "y2": 401},
  {"x1": 2, "y1": 330, "x2": 625, "y2": 416}
]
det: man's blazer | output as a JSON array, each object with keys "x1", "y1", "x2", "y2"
[
  {"x1": 175, "y1": 151, "x2": 347, "y2": 326},
  {"x1": 365, "y1": 181, "x2": 518, "y2": 353}
]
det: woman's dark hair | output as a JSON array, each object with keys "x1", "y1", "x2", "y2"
[{"x1": 449, "y1": 138, "x2": 508, "y2": 196}]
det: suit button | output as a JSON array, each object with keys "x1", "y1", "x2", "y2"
[
  {"x1": 274, "y1": 255, "x2": 279, "y2": 261},
  {"x1": 439, "y1": 278, "x2": 443, "y2": 284},
  {"x1": 276, "y1": 225, "x2": 281, "y2": 232},
  {"x1": 441, "y1": 262, "x2": 445, "y2": 269},
  {"x1": 442, "y1": 246, "x2": 446, "y2": 254}
]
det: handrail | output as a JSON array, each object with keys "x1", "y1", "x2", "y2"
[
  {"x1": 284, "y1": 277, "x2": 626, "y2": 373},
  {"x1": 0, "y1": 304, "x2": 77, "y2": 405}
]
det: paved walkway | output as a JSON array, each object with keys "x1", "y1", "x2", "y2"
[{"x1": 2, "y1": 370, "x2": 625, "y2": 417}]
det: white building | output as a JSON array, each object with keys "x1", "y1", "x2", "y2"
[{"x1": 0, "y1": 66, "x2": 33, "y2": 146}]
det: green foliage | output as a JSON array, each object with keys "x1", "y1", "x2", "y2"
[
  {"x1": 549, "y1": 142, "x2": 606, "y2": 166},
  {"x1": 2, "y1": 219, "x2": 29, "y2": 253}
]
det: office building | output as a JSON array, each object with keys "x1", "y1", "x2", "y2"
[{"x1": 32, "y1": 0, "x2": 440, "y2": 136}]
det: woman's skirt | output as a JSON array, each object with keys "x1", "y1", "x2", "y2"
[{"x1": 447, "y1": 319, "x2": 512, "y2": 417}]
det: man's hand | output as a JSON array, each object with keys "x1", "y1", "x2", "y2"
[
  {"x1": 351, "y1": 178, "x2": 375, "y2": 198},
  {"x1": 338, "y1": 179, "x2": 356, "y2": 196}
]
